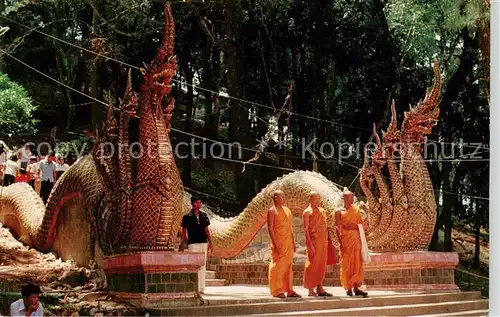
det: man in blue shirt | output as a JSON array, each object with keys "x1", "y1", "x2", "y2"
[{"x1": 179, "y1": 197, "x2": 213, "y2": 294}]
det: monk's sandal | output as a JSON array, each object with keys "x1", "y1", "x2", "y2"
[{"x1": 355, "y1": 290, "x2": 368, "y2": 297}]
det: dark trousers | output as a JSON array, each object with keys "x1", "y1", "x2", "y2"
[
  {"x1": 40, "y1": 180, "x2": 54, "y2": 204},
  {"x1": 2, "y1": 174, "x2": 15, "y2": 186},
  {"x1": 29, "y1": 179, "x2": 35, "y2": 189}
]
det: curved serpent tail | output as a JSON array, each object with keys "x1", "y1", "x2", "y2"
[
  {"x1": 0, "y1": 156, "x2": 103, "y2": 257},
  {"x1": 204, "y1": 170, "x2": 358, "y2": 258}
]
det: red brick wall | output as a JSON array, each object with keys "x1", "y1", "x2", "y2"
[{"x1": 214, "y1": 263, "x2": 456, "y2": 289}]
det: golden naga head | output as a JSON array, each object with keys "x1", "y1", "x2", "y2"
[{"x1": 401, "y1": 60, "x2": 442, "y2": 144}]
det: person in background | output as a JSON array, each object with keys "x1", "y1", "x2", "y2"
[
  {"x1": 37, "y1": 153, "x2": 57, "y2": 204},
  {"x1": 55, "y1": 155, "x2": 69, "y2": 181},
  {"x1": 18, "y1": 143, "x2": 32, "y2": 170},
  {"x1": 179, "y1": 197, "x2": 213, "y2": 294},
  {"x1": 15, "y1": 168, "x2": 29, "y2": 183},
  {"x1": 0, "y1": 143, "x2": 6, "y2": 165},
  {"x1": 27, "y1": 156, "x2": 38, "y2": 190},
  {"x1": 0, "y1": 144, "x2": 6, "y2": 179},
  {"x1": 10, "y1": 282, "x2": 43, "y2": 316},
  {"x1": 3, "y1": 154, "x2": 19, "y2": 186}
]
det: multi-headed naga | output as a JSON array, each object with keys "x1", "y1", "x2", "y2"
[
  {"x1": 360, "y1": 61, "x2": 441, "y2": 251},
  {"x1": 0, "y1": 2, "x2": 442, "y2": 267}
]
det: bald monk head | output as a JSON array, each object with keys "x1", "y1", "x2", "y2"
[
  {"x1": 309, "y1": 191, "x2": 321, "y2": 208},
  {"x1": 343, "y1": 187, "x2": 354, "y2": 208},
  {"x1": 273, "y1": 190, "x2": 285, "y2": 207}
]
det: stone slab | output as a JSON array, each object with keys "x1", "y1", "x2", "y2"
[{"x1": 103, "y1": 251, "x2": 205, "y2": 274}]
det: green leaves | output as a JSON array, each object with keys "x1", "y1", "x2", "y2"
[{"x1": 0, "y1": 72, "x2": 38, "y2": 136}]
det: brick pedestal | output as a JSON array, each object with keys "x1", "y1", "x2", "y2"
[
  {"x1": 362, "y1": 251, "x2": 459, "y2": 290},
  {"x1": 103, "y1": 251, "x2": 205, "y2": 308},
  {"x1": 213, "y1": 251, "x2": 459, "y2": 291}
]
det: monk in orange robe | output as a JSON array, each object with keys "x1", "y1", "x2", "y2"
[
  {"x1": 335, "y1": 189, "x2": 368, "y2": 297},
  {"x1": 268, "y1": 190, "x2": 301, "y2": 298},
  {"x1": 302, "y1": 191, "x2": 332, "y2": 297}
]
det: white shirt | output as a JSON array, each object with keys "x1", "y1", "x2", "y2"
[
  {"x1": 38, "y1": 159, "x2": 56, "y2": 182},
  {"x1": 10, "y1": 298, "x2": 44, "y2": 316},
  {"x1": 27, "y1": 162, "x2": 39, "y2": 179},
  {"x1": 55, "y1": 163, "x2": 69, "y2": 172},
  {"x1": 18, "y1": 148, "x2": 32, "y2": 163},
  {"x1": 4, "y1": 160, "x2": 19, "y2": 176}
]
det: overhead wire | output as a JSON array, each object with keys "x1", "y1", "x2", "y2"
[
  {"x1": 0, "y1": 14, "x2": 489, "y2": 150},
  {"x1": 4, "y1": 49, "x2": 489, "y2": 200},
  {"x1": 0, "y1": 19, "x2": 489, "y2": 201}
]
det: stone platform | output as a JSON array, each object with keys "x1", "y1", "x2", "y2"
[
  {"x1": 211, "y1": 251, "x2": 459, "y2": 291},
  {"x1": 151, "y1": 285, "x2": 487, "y2": 316},
  {"x1": 103, "y1": 251, "x2": 205, "y2": 307}
]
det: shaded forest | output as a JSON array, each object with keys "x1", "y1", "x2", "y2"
[{"x1": 0, "y1": 0, "x2": 490, "y2": 268}]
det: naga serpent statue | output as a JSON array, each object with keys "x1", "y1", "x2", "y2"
[{"x1": 0, "y1": 3, "x2": 441, "y2": 269}]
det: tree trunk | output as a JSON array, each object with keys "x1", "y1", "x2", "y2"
[
  {"x1": 90, "y1": 5, "x2": 103, "y2": 132},
  {"x1": 441, "y1": 163, "x2": 453, "y2": 252},
  {"x1": 473, "y1": 201, "x2": 481, "y2": 269},
  {"x1": 373, "y1": 0, "x2": 398, "y2": 127},
  {"x1": 51, "y1": 31, "x2": 75, "y2": 131},
  {"x1": 224, "y1": 0, "x2": 254, "y2": 206},
  {"x1": 202, "y1": 47, "x2": 221, "y2": 171},
  {"x1": 289, "y1": 46, "x2": 299, "y2": 169},
  {"x1": 296, "y1": 44, "x2": 311, "y2": 171},
  {"x1": 181, "y1": 66, "x2": 194, "y2": 187},
  {"x1": 0, "y1": 0, "x2": 5, "y2": 72},
  {"x1": 476, "y1": 0, "x2": 490, "y2": 104}
]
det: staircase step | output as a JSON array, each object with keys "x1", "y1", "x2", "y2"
[
  {"x1": 151, "y1": 291, "x2": 482, "y2": 316},
  {"x1": 206, "y1": 270, "x2": 216, "y2": 279},
  {"x1": 410, "y1": 309, "x2": 489, "y2": 316},
  {"x1": 206, "y1": 279, "x2": 229, "y2": 287},
  {"x1": 260, "y1": 299, "x2": 489, "y2": 316},
  {"x1": 207, "y1": 263, "x2": 218, "y2": 271}
]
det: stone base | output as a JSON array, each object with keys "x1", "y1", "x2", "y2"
[
  {"x1": 213, "y1": 251, "x2": 459, "y2": 291},
  {"x1": 103, "y1": 251, "x2": 205, "y2": 308},
  {"x1": 363, "y1": 251, "x2": 459, "y2": 290}
]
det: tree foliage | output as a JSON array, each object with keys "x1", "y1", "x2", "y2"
[
  {"x1": 0, "y1": 0, "x2": 489, "y2": 253},
  {"x1": 0, "y1": 72, "x2": 38, "y2": 135}
]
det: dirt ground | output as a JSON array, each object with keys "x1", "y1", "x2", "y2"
[{"x1": 0, "y1": 226, "x2": 140, "y2": 316}]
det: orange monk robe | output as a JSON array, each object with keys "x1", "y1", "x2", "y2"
[
  {"x1": 338, "y1": 205, "x2": 364, "y2": 290},
  {"x1": 268, "y1": 206, "x2": 294, "y2": 296},
  {"x1": 303, "y1": 206, "x2": 328, "y2": 289}
]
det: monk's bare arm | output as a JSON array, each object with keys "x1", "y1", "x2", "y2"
[
  {"x1": 335, "y1": 210, "x2": 342, "y2": 247},
  {"x1": 179, "y1": 228, "x2": 187, "y2": 251},
  {"x1": 267, "y1": 208, "x2": 279, "y2": 252},
  {"x1": 205, "y1": 227, "x2": 212, "y2": 244},
  {"x1": 303, "y1": 211, "x2": 315, "y2": 256}
]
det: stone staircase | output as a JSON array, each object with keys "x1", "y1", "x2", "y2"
[
  {"x1": 149, "y1": 291, "x2": 488, "y2": 316},
  {"x1": 206, "y1": 270, "x2": 229, "y2": 287}
]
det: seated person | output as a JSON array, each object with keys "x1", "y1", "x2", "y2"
[{"x1": 10, "y1": 282, "x2": 43, "y2": 316}]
